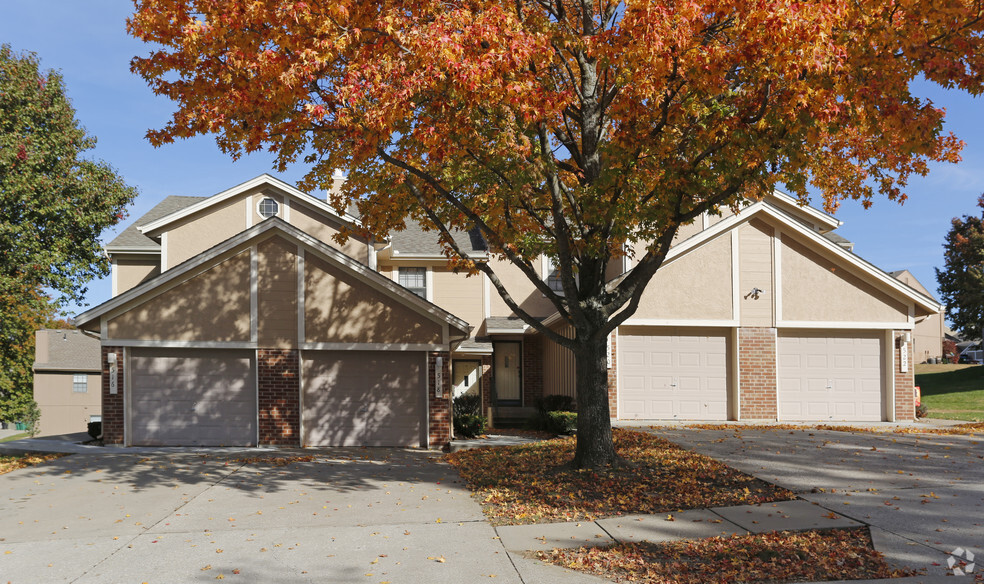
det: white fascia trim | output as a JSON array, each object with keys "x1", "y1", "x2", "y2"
[
  {"x1": 769, "y1": 189, "x2": 842, "y2": 230},
  {"x1": 301, "y1": 342, "x2": 447, "y2": 352},
  {"x1": 78, "y1": 218, "x2": 471, "y2": 336},
  {"x1": 486, "y1": 327, "x2": 530, "y2": 334},
  {"x1": 108, "y1": 340, "x2": 259, "y2": 349},
  {"x1": 452, "y1": 347, "x2": 494, "y2": 355},
  {"x1": 620, "y1": 319, "x2": 740, "y2": 328},
  {"x1": 138, "y1": 174, "x2": 361, "y2": 235},
  {"x1": 105, "y1": 247, "x2": 161, "y2": 255},
  {"x1": 777, "y1": 320, "x2": 914, "y2": 330},
  {"x1": 386, "y1": 253, "x2": 490, "y2": 262}
]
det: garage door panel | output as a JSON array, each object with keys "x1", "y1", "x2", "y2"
[
  {"x1": 303, "y1": 351, "x2": 425, "y2": 447},
  {"x1": 129, "y1": 349, "x2": 257, "y2": 447},
  {"x1": 778, "y1": 332, "x2": 883, "y2": 422},
  {"x1": 618, "y1": 330, "x2": 729, "y2": 421}
]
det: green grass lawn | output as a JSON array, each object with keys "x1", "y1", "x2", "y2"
[
  {"x1": 915, "y1": 363, "x2": 984, "y2": 422},
  {"x1": 0, "y1": 432, "x2": 29, "y2": 443}
]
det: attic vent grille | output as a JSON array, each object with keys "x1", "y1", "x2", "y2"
[{"x1": 258, "y1": 197, "x2": 279, "y2": 219}]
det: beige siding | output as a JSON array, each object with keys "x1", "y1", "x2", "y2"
[
  {"x1": 108, "y1": 251, "x2": 251, "y2": 341},
  {"x1": 542, "y1": 322, "x2": 576, "y2": 400},
  {"x1": 739, "y1": 220, "x2": 774, "y2": 326},
  {"x1": 632, "y1": 233, "x2": 733, "y2": 321},
  {"x1": 305, "y1": 254, "x2": 442, "y2": 344},
  {"x1": 290, "y1": 199, "x2": 368, "y2": 263},
  {"x1": 257, "y1": 237, "x2": 298, "y2": 348},
  {"x1": 780, "y1": 235, "x2": 908, "y2": 323},
  {"x1": 487, "y1": 257, "x2": 556, "y2": 318},
  {"x1": 167, "y1": 194, "x2": 248, "y2": 267},
  {"x1": 116, "y1": 258, "x2": 160, "y2": 295},
  {"x1": 32, "y1": 372, "x2": 101, "y2": 436},
  {"x1": 432, "y1": 267, "x2": 484, "y2": 332}
]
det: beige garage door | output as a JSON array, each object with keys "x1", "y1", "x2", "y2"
[
  {"x1": 777, "y1": 331, "x2": 883, "y2": 421},
  {"x1": 302, "y1": 351, "x2": 426, "y2": 447},
  {"x1": 618, "y1": 329, "x2": 729, "y2": 420},
  {"x1": 129, "y1": 349, "x2": 257, "y2": 446}
]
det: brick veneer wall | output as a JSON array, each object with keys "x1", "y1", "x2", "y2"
[
  {"x1": 894, "y1": 334, "x2": 916, "y2": 421},
  {"x1": 428, "y1": 352, "x2": 452, "y2": 448},
  {"x1": 607, "y1": 333, "x2": 618, "y2": 419},
  {"x1": 101, "y1": 346, "x2": 125, "y2": 445},
  {"x1": 257, "y1": 349, "x2": 300, "y2": 446},
  {"x1": 738, "y1": 327, "x2": 778, "y2": 420},
  {"x1": 522, "y1": 337, "x2": 544, "y2": 407}
]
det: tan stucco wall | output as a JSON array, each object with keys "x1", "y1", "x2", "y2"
[
  {"x1": 432, "y1": 267, "x2": 484, "y2": 332},
  {"x1": 486, "y1": 256, "x2": 556, "y2": 318},
  {"x1": 739, "y1": 220, "x2": 774, "y2": 326},
  {"x1": 781, "y1": 235, "x2": 909, "y2": 323},
  {"x1": 108, "y1": 251, "x2": 252, "y2": 341},
  {"x1": 166, "y1": 194, "x2": 248, "y2": 267},
  {"x1": 115, "y1": 258, "x2": 160, "y2": 295},
  {"x1": 257, "y1": 237, "x2": 298, "y2": 348},
  {"x1": 913, "y1": 312, "x2": 945, "y2": 362},
  {"x1": 32, "y1": 371, "x2": 101, "y2": 436},
  {"x1": 289, "y1": 199, "x2": 368, "y2": 263},
  {"x1": 305, "y1": 254, "x2": 442, "y2": 344},
  {"x1": 632, "y1": 232, "x2": 734, "y2": 321}
]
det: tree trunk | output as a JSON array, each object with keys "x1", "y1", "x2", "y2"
[{"x1": 572, "y1": 334, "x2": 618, "y2": 468}]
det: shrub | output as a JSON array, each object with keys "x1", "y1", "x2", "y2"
[
  {"x1": 916, "y1": 404, "x2": 929, "y2": 418},
  {"x1": 453, "y1": 394, "x2": 482, "y2": 418},
  {"x1": 537, "y1": 394, "x2": 576, "y2": 413},
  {"x1": 454, "y1": 413, "x2": 488, "y2": 438},
  {"x1": 87, "y1": 421, "x2": 102, "y2": 440},
  {"x1": 545, "y1": 411, "x2": 577, "y2": 435},
  {"x1": 528, "y1": 395, "x2": 577, "y2": 432}
]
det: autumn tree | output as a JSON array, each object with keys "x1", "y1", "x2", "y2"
[
  {"x1": 936, "y1": 195, "x2": 984, "y2": 342},
  {"x1": 129, "y1": 1, "x2": 984, "y2": 467},
  {"x1": 0, "y1": 46, "x2": 137, "y2": 421}
]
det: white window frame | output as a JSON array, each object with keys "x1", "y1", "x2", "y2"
[
  {"x1": 541, "y1": 255, "x2": 570, "y2": 295},
  {"x1": 398, "y1": 267, "x2": 428, "y2": 300},
  {"x1": 257, "y1": 197, "x2": 280, "y2": 219},
  {"x1": 72, "y1": 373, "x2": 88, "y2": 393}
]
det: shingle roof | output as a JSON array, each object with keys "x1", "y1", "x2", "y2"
[
  {"x1": 106, "y1": 196, "x2": 204, "y2": 250},
  {"x1": 484, "y1": 316, "x2": 535, "y2": 332},
  {"x1": 390, "y1": 219, "x2": 487, "y2": 256},
  {"x1": 33, "y1": 329, "x2": 100, "y2": 372},
  {"x1": 822, "y1": 231, "x2": 854, "y2": 250}
]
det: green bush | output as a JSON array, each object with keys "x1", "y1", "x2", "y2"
[
  {"x1": 87, "y1": 421, "x2": 102, "y2": 440},
  {"x1": 916, "y1": 404, "x2": 929, "y2": 418},
  {"x1": 454, "y1": 413, "x2": 488, "y2": 438},
  {"x1": 453, "y1": 394, "x2": 482, "y2": 418},
  {"x1": 537, "y1": 394, "x2": 576, "y2": 413},
  {"x1": 545, "y1": 411, "x2": 577, "y2": 435}
]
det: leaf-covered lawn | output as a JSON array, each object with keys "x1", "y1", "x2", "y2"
[
  {"x1": 0, "y1": 453, "x2": 67, "y2": 475},
  {"x1": 534, "y1": 527, "x2": 919, "y2": 584},
  {"x1": 445, "y1": 428, "x2": 795, "y2": 526}
]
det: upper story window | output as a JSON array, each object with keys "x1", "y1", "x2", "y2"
[
  {"x1": 399, "y1": 267, "x2": 427, "y2": 298},
  {"x1": 544, "y1": 256, "x2": 565, "y2": 293},
  {"x1": 258, "y1": 197, "x2": 280, "y2": 219},
  {"x1": 73, "y1": 374, "x2": 87, "y2": 393}
]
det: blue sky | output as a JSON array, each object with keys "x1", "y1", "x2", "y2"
[{"x1": 3, "y1": 2, "x2": 984, "y2": 317}]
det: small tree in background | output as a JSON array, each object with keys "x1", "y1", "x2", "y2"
[
  {"x1": 936, "y1": 195, "x2": 984, "y2": 343},
  {"x1": 0, "y1": 45, "x2": 138, "y2": 421}
]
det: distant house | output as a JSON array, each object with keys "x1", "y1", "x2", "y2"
[
  {"x1": 32, "y1": 329, "x2": 102, "y2": 436},
  {"x1": 889, "y1": 270, "x2": 945, "y2": 363}
]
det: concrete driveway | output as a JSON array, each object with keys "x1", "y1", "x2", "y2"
[
  {"x1": 631, "y1": 424, "x2": 984, "y2": 578},
  {"x1": 0, "y1": 447, "x2": 596, "y2": 584}
]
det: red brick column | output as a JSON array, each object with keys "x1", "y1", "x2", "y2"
[
  {"x1": 607, "y1": 333, "x2": 618, "y2": 419},
  {"x1": 257, "y1": 349, "x2": 300, "y2": 446},
  {"x1": 522, "y1": 336, "x2": 544, "y2": 407},
  {"x1": 894, "y1": 333, "x2": 916, "y2": 421},
  {"x1": 739, "y1": 327, "x2": 778, "y2": 420},
  {"x1": 428, "y1": 352, "x2": 452, "y2": 448},
  {"x1": 101, "y1": 346, "x2": 125, "y2": 445}
]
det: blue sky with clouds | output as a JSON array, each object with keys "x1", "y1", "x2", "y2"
[{"x1": 3, "y1": 2, "x2": 984, "y2": 317}]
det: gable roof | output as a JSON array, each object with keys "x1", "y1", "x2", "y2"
[
  {"x1": 106, "y1": 196, "x2": 203, "y2": 252},
  {"x1": 137, "y1": 174, "x2": 361, "y2": 237},
  {"x1": 766, "y1": 190, "x2": 842, "y2": 232},
  {"x1": 386, "y1": 219, "x2": 488, "y2": 258},
  {"x1": 77, "y1": 217, "x2": 471, "y2": 338},
  {"x1": 33, "y1": 329, "x2": 100, "y2": 372}
]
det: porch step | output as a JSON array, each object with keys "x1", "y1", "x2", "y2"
[{"x1": 488, "y1": 406, "x2": 536, "y2": 429}]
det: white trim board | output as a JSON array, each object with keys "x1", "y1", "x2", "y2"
[
  {"x1": 302, "y1": 342, "x2": 444, "y2": 352},
  {"x1": 776, "y1": 320, "x2": 914, "y2": 330}
]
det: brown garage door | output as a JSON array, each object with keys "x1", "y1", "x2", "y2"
[
  {"x1": 618, "y1": 328, "x2": 729, "y2": 420},
  {"x1": 302, "y1": 351, "x2": 426, "y2": 447},
  {"x1": 777, "y1": 331, "x2": 884, "y2": 421},
  {"x1": 129, "y1": 349, "x2": 257, "y2": 446}
]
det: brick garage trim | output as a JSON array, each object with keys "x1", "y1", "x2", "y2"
[
  {"x1": 101, "y1": 346, "x2": 125, "y2": 445},
  {"x1": 258, "y1": 349, "x2": 300, "y2": 446},
  {"x1": 738, "y1": 327, "x2": 778, "y2": 420},
  {"x1": 428, "y1": 352, "x2": 452, "y2": 448},
  {"x1": 894, "y1": 332, "x2": 916, "y2": 421}
]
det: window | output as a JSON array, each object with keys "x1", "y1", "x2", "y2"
[
  {"x1": 89, "y1": 415, "x2": 102, "y2": 423},
  {"x1": 544, "y1": 256, "x2": 564, "y2": 293},
  {"x1": 399, "y1": 267, "x2": 427, "y2": 298},
  {"x1": 73, "y1": 374, "x2": 87, "y2": 393},
  {"x1": 258, "y1": 197, "x2": 279, "y2": 219}
]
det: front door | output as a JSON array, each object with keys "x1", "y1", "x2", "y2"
[
  {"x1": 493, "y1": 342, "x2": 522, "y2": 404},
  {"x1": 452, "y1": 360, "x2": 481, "y2": 399}
]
